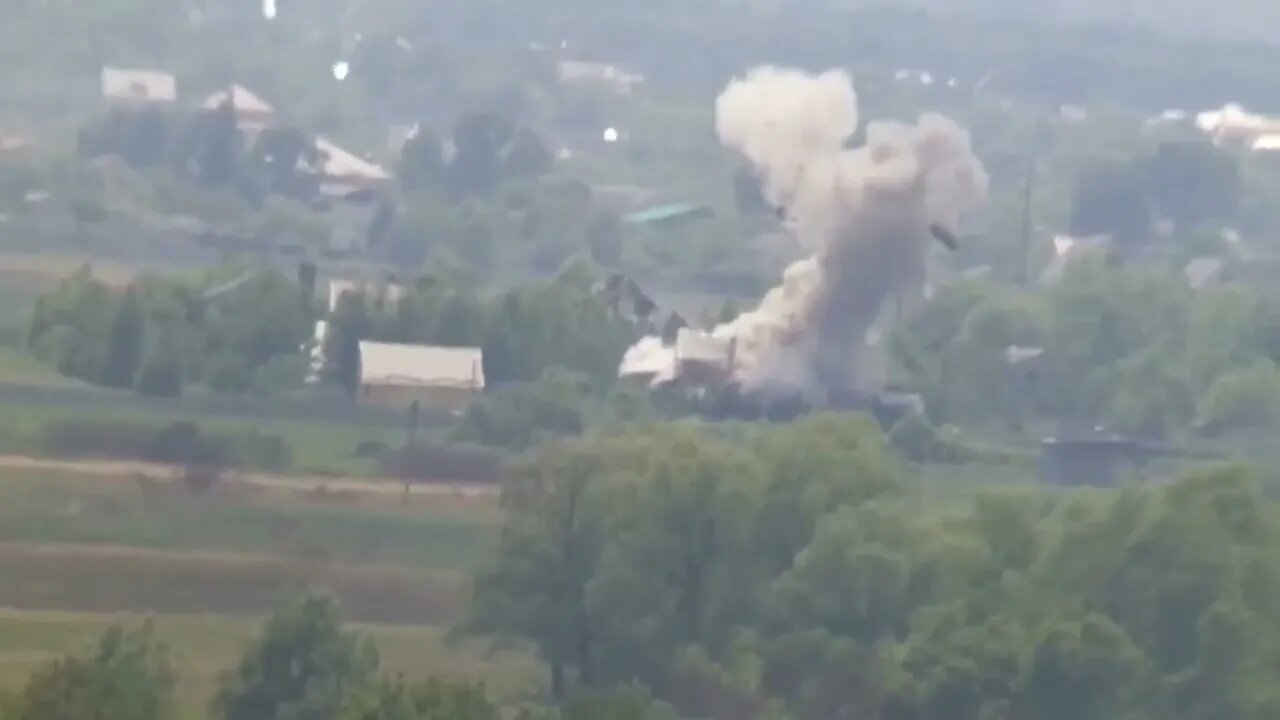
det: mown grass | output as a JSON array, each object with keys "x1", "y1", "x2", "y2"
[
  {"x1": 0, "y1": 469, "x2": 499, "y2": 572},
  {"x1": 0, "y1": 401, "x2": 405, "y2": 477},
  {"x1": 0, "y1": 348, "x2": 88, "y2": 389},
  {"x1": 0, "y1": 609, "x2": 543, "y2": 720}
]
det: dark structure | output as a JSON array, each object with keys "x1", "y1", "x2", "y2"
[{"x1": 1038, "y1": 434, "x2": 1143, "y2": 487}]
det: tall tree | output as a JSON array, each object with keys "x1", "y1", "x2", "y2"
[
  {"x1": 7, "y1": 622, "x2": 176, "y2": 720},
  {"x1": 212, "y1": 593, "x2": 378, "y2": 720},
  {"x1": 101, "y1": 287, "x2": 147, "y2": 389}
]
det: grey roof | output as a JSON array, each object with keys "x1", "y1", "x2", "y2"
[
  {"x1": 1184, "y1": 256, "x2": 1225, "y2": 290},
  {"x1": 359, "y1": 341, "x2": 485, "y2": 389}
]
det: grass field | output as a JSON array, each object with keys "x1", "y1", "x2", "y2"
[
  {"x1": 0, "y1": 608, "x2": 542, "y2": 720},
  {"x1": 0, "y1": 400, "x2": 406, "y2": 477},
  {"x1": 0, "y1": 463, "x2": 525, "y2": 718},
  {"x1": 0, "y1": 469, "x2": 499, "y2": 574},
  {"x1": 0, "y1": 347, "x2": 89, "y2": 389}
]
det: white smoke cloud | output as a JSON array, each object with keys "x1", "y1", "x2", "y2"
[{"x1": 619, "y1": 66, "x2": 988, "y2": 401}]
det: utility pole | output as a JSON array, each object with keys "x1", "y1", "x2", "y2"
[
  {"x1": 1019, "y1": 151, "x2": 1036, "y2": 286},
  {"x1": 1019, "y1": 119, "x2": 1046, "y2": 286}
]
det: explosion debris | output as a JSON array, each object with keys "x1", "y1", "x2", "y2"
[{"x1": 619, "y1": 66, "x2": 988, "y2": 401}]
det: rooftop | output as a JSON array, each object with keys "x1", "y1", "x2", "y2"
[
  {"x1": 203, "y1": 84, "x2": 275, "y2": 116},
  {"x1": 101, "y1": 67, "x2": 177, "y2": 103},
  {"x1": 623, "y1": 203, "x2": 711, "y2": 226},
  {"x1": 359, "y1": 341, "x2": 485, "y2": 390},
  {"x1": 315, "y1": 137, "x2": 390, "y2": 182}
]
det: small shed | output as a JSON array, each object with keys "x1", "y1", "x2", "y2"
[{"x1": 1039, "y1": 434, "x2": 1142, "y2": 488}]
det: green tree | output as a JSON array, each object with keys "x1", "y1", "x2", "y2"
[
  {"x1": 342, "y1": 677, "x2": 500, "y2": 720},
  {"x1": 504, "y1": 127, "x2": 553, "y2": 179},
  {"x1": 399, "y1": 128, "x2": 445, "y2": 192},
  {"x1": 468, "y1": 438, "x2": 615, "y2": 699},
  {"x1": 1067, "y1": 160, "x2": 1150, "y2": 243},
  {"x1": 212, "y1": 593, "x2": 378, "y2": 720},
  {"x1": 448, "y1": 113, "x2": 514, "y2": 196},
  {"x1": 135, "y1": 323, "x2": 186, "y2": 398},
  {"x1": 1138, "y1": 140, "x2": 1240, "y2": 231},
  {"x1": 7, "y1": 622, "x2": 175, "y2": 720},
  {"x1": 101, "y1": 287, "x2": 147, "y2": 389}
]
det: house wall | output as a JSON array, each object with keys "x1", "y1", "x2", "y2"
[{"x1": 360, "y1": 382, "x2": 478, "y2": 416}]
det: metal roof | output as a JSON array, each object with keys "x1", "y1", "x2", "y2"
[
  {"x1": 359, "y1": 341, "x2": 485, "y2": 390},
  {"x1": 623, "y1": 203, "x2": 711, "y2": 225}
]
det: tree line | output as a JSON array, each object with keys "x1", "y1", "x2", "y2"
[
  {"x1": 1, "y1": 592, "x2": 674, "y2": 720},
  {"x1": 891, "y1": 255, "x2": 1280, "y2": 440},
  {"x1": 26, "y1": 266, "x2": 311, "y2": 397},
  {"x1": 468, "y1": 415, "x2": 1280, "y2": 720}
]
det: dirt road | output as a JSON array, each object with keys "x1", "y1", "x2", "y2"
[{"x1": 0, "y1": 454, "x2": 499, "y2": 499}]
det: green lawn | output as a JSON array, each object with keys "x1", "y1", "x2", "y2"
[
  {"x1": 0, "y1": 348, "x2": 89, "y2": 389},
  {"x1": 0, "y1": 609, "x2": 542, "y2": 720},
  {"x1": 0, "y1": 401, "x2": 407, "y2": 477}
]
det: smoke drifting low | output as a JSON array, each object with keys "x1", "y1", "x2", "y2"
[{"x1": 620, "y1": 66, "x2": 988, "y2": 400}]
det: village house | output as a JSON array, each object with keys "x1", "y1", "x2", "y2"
[
  {"x1": 358, "y1": 341, "x2": 485, "y2": 415},
  {"x1": 315, "y1": 137, "x2": 391, "y2": 197},
  {"x1": 202, "y1": 84, "x2": 276, "y2": 136},
  {"x1": 101, "y1": 67, "x2": 177, "y2": 106}
]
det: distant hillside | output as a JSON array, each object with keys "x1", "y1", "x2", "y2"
[{"x1": 831, "y1": 0, "x2": 1280, "y2": 43}]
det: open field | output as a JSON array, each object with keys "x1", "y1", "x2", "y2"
[
  {"x1": 0, "y1": 348, "x2": 89, "y2": 389},
  {"x1": 0, "y1": 608, "x2": 542, "y2": 720},
  {"x1": 0, "y1": 398, "x2": 409, "y2": 477},
  {"x1": 0, "y1": 464, "x2": 528, "y2": 718},
  {"x1": 0, "y1": 468, "x2": 499, "y2": 572}
]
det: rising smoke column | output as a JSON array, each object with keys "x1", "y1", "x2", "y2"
[{"x1": 620, "y1": 66, "x2": 988, "y2": 399}]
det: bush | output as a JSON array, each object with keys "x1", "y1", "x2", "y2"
[{"x1": 39, "y1": 418, "x2": 292, "y2": 471}]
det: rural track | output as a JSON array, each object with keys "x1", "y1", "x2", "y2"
[{"x1": 0, "y1": 454, "x2": 498, "y2": 498}]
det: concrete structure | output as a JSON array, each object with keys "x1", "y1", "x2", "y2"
[
  {"x1": 202, "y1": 84, "x2": 276, "y2": 134},
  {"x1": 674, "y1": 330, "x2": 735, "y2": 387},
  {"x1": 358, "y1": 341, "x2": 484, "y2": 415},
  {"x1": 101, "y1": 67, "x2": 177, "y2": 105}
]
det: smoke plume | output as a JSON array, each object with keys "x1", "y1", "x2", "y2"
[{"x1": 620, "y1": 66, "x2": 988, "y2": 400}]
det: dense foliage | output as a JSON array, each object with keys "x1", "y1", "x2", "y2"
[
  {"x1": 470, "y1": 416, "x2": 1280, "y2": 720},
  {"x1": 27, "y1": 266, "x2": 311, "y2": 397},
  {"x1": 891, "y1": 257, "x2": 1280, "y2": 439}
]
